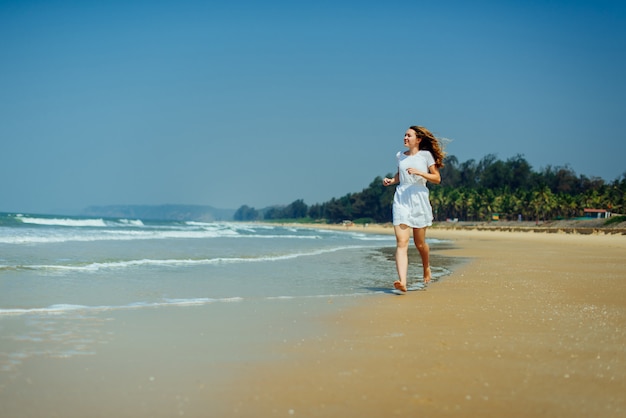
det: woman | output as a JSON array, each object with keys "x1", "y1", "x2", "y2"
[{"x1": 383, "y1": 125, "x2": 445, "y2": 293}]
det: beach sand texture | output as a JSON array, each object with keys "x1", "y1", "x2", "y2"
[
  {"x1": 1, "y1": 227, "x2": 625, "y2": 417},
  {"x1": 217, "y1": 228, "x2": 626, "y2": 417}
]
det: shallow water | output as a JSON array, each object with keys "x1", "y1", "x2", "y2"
[{"x1": 0, "y1": 214, "x2": 456, "y2": 380}]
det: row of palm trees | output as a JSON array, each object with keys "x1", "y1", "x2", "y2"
[
  {"x1": 431, "y1": 154, "x2": 624, "y2": 221},
  {"x1": 235, "y1": 154, "x2": 625, "y2": 223},
  {"x1": 430, "y1": 185, "x2": 624, "y2": 222}
]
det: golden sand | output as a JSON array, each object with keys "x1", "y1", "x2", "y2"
[{"x1": 216, "y1": 227, "x2": 626, "y2": 417}]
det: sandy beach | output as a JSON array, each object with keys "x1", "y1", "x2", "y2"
[
  {"x1": 215, "y1": 226, "x2": 626, "y2": 417},
  {"x1": 1, "y1": 225, "x2": 625, "y2": 417}
]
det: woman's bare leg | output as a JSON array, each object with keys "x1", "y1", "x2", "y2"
[
  {"x1": 413, "y1": 227, "x2": 432, "y2": 283},
  {"x1": 394, "y1": 224, "x2": 411, "y2": 288}
]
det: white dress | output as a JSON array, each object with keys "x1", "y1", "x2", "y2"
[{"x1": 392, "y1": 150, "x2": 435, "y2": 228}]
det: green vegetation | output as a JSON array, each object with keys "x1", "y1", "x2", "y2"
[
  {"x1": 234, "y1": 154, "x2": 626, "y2": 224},
  {"x1": 605, "y1": 215, "x2": 626, "y2": 226}
]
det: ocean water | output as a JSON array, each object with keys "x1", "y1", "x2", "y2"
[{"x1": 0, "y1": 212, "x2": 452, "y2": 378}]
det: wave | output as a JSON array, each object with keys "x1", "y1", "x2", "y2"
[
  {"x1": 0, "y1": 297, "x2": 244, "y2": 316},
  {"x1": 18, "y1": 216, "x2": 108, "y2": 227},
  {"x1": 0, "y1": 292, "x2": 383, "y2": 317},
  {"x1": 1, "y1": 217, "x2": 342, "y2": 244},
  {"x1": 0, "y1": 230, "x2": 323, "y2": 245},
  {"x1": 2, "y1": 245, "x2": 369, "y2": 272},
  {"x1": 15, "y1": 215, "x2": 145, "y2": 228},
  {"x1": 118, "y1": 219, "x2": 145, "y2": 227},
  {"x1": 2, "y1": 214, "x2": 395, "y2": 246},
  {"x1": 0, "y1": 229, "x2": 238, "y2": 244}
]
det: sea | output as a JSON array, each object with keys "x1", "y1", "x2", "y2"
[{"x1": 0, "y1": 212, "x2": 453, "y2": 392}]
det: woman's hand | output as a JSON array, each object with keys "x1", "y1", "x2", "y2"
[
  {"x1": 407, "y1": 166, "x2": 441, "y2": 184},
  {"x1": 382, "y1": 177, "x2": 395, "y2": 186},
  {"x1": 406, "y1": 168, "x2": 425, "y2": 177}
]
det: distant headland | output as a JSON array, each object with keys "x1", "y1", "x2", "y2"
[{"x1": 81, "y1": 204, "x2": 235, "y2": 222}]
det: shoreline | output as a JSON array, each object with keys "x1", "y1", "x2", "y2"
[
  {"x1": 215, "y1": 227, "x2": 626, "y2": 417},
  {"x1": 274, "y1": 219, "x2": 626, "y2": 236}
]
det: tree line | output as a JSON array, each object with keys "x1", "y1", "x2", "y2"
[{"x1": 234, "y1": 154, "x2": 626, "y2": 223}]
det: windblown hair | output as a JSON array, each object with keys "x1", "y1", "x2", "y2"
[{"x1": 410, "y1": 125, "x2": 446, "y2": 168}]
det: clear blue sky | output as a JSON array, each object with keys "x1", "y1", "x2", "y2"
[{"x1": 2, "y1": 0, "x2": 625, "y2": 214}]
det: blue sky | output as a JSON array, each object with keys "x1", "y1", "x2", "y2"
[{"x1": 2, "y1": 0, "x2": 625, "y2": 214}]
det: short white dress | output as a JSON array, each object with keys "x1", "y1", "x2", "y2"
[{"x1": 392, "y1": 150, "x2": 435, "y2": 228}]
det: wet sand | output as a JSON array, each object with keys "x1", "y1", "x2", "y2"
[{"x1": 216, "y1": 227, "x2": 626, "y2": 417}]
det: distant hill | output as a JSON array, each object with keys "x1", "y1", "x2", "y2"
[{"x1": 82, "y1": 204, "x2": 235, "y2": 222}]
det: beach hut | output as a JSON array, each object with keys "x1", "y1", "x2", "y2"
[{"x1": 583, "y1": 208, "x2": 611, "y2": 219}]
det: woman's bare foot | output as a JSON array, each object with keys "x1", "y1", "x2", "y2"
[
  {"x1": 393, "y1": 280, "x2": 407, "y2": 292},
  {"x1": 424, "y1": 266, "x2": 432, "y2": 284}
]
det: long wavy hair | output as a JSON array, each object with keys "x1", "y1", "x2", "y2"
[{"x1": 410, "y1": 125, "x2": 446, "y2": 168}]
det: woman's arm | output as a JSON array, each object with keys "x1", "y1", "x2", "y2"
[
  {"x1": 383, "y1": 171, "x2": 399, "y2": 186},
  {"x1": 407, "y1": 165, "x2": 441, "y2": 184}
]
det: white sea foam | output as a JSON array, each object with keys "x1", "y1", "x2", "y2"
[
  {"x1": 0, "y1": 228, "x2": 234, "y2": 244},
  {"x1": 0, "y1": 222, "x2": 329, "y2": 244},
  {"x1": 348, "y1": 233, "x2": 395, "y2": 242},
  {"x1": 15, "y1": 215, "x2": 146, "y2": 228},
  {"x1": 11, "y1": 245, "x2": 369, "y2": 272},
  {"x1": 18, "y1": 216, "x2": 108, "y2": 227},
  {"x1": 0, "y1": 293, "x2": 386, "y2": 318},
  {"x1": 118, "y1": 219, "x2": 144, "y2": 226},
  {"x1": 0, "y1": 297, "x2": 245, "y2": 317},
  {"x1": 185, "y1": 221, "x2": 215, "y2": 227}
]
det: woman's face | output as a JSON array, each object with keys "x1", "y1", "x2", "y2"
[{"x1": 404, "y1": 129, "x2": 420, "y2": 148}]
